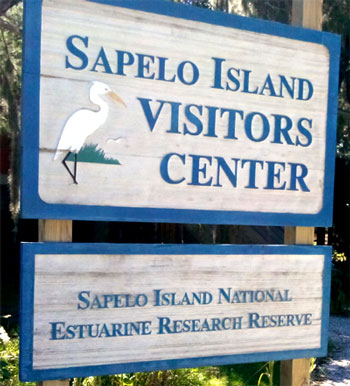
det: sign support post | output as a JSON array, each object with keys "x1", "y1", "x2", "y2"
[
  {"x1": 280, "y1": 2, "x2": 323, "y2": 385},
  {"x1": 37, "y1": 220, "x2": 72, "y2": 386},
  {"x1": 281, "y1": 227, "x2": 315, "y2": 386},
  {"x1": 38, "y1": 220, "x2": 72, "y2": 243}
]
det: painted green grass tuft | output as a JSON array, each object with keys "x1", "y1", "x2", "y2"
[{"x1": 67, "y1": 144, "x2": 121, "y2": 165}]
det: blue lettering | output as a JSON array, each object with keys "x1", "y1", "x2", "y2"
[
  {"x1": 204, "y1": 106, "x2": 219, "y2": 138},
  {"x1": 259, "y1": 74, "x2": 277, "y2": 97},
  {"x1": 65, "y1": 35, "x2": 88, "y2": 70},
  {"x1": 90, "y1": 47, "x2": 112, "y2": 73},
  {"x1": 157, "y1": 57, "x2": 176, "y2": 83},
  {"x1": 137, "y1": 98, "x2": 165, "y2": 132},
  {"x1": 99, "y1": 323, "x2": 112, "y2": 338},
  {"x1": 242, "y1": 70, "x2": 258, "y2": 94},
  {"x1": 184, "y1": 104, "x2": 203, "y2": 136},
  {"x1": 264, "y1": 161, "x2": 287, "y2": 190},
  {"x1": 241, "y1": 159, "x2": 264, "y2": 189},
  {"x1": 226, "y1": 68, "x2": 240, "y2": 92},
  {"x1": 271, "y1": 114, "x2": 294, "y2": 145},
  {"x1": 91, "y1": 295, "x2": 103, "y2": 309},
  {"x1": 158, "y1": 317, "x2": 171, "y2": 334},
  {"x1": 135, "y1": 53, "x2": 155, "y2": 79},
  {"x1": 153, "y1": 289, "x2": 162, "y2": 306},
  {"x1": 218, "y1": 288, "x2": 230, "y2": 304},
  {"x1": 244, "y1": 112, "x2": 270, "y2": 142},
  {"x1": 297, "y1": 78, "x2": 314, "y2": 101},
  {"x1": 50, "y1": 322, "x2": 66, "y2": 340},
  {"x1": 116, "y1": 50, "x2": 134, "y2": 76},
  {"x1": 233, "y1": 317, "x2": 242, "y2": 329},
  {"x1": 288, "y1": 163, "x2": 310, "y2": 192},
  {"x1": 279, "y1": 75, "x2": 296, "y2": 98},
  {"x1": 221, "y1": 108, "x2": 243, "y2": 139},
  {"x1": 160, "y1": 153, "x2": 186, "y2": 184},
  {"x1": 183, "y1": 320, "x2": 192, "y2": 333},
  {"x1": 167, "y1": 101, "x2": 182, "y2": 133},
  {"x1": 188, "y1": 154, "x2": 213, "y2": 186},
  {"x1": 211, "y1": 57, "x2": 225, "y2": 89},
  {"x1": 103, "y1": 294, "x2": 114, "y2": 308},
  {"x1": 305, "y1": 314, "x2": 312, "y2": 325},
  {"x1": 77, "y1": 291, "x2": 90, "y2": 310},
  {"x1": 177, "y1": 61, "x2": 199, "y2": 86},
  {"x1": 66, "y1": 325, "x2": 76, "y2": 339},
  {"x1": 296, "y1": 118, "x2": 312, "y2": 147},
  {"x1": 213, "y1": 157, "x2": 239, "y2": 187}
]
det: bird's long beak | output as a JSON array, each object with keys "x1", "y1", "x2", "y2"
[{"x1": 108, "y1": 91, "x2": 126, "y2": 107}]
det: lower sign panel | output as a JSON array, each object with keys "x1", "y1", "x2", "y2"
[{"x1": 20, "y1": 243, "x2": 331, "y2": 381}]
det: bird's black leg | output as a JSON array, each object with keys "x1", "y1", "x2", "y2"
[
  {"x1": 73, "y1": 153, "x2": 78, "y2": 184},
  {"x1": 62, "y1": 151, "x2": 78, "y2": 184}
]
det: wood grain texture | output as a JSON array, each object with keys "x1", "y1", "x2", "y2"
[
  {"x1": 37, "y1": 0, "x2": 330, "y2": 216},
  {"x1": 292, "y1": 0, "x2": 323, "y2": 30},
  {"x1": 37, "y1": 220, "x2": 71, "y2": 386},
  {"x1": 37, "y1": 381, "x2": 70, "y2": 386},
  {"x1": 284, "y1": 226, "x2": 315, "y2": 245},
  {"x1": 31, "y1": 252, "x2": 325, "y2": 370},
  {"x1": 283, "y1": 227, "x2": 315, "y2": 385},
  {"x1": 281, "y1": 0, "x2": 323, "y2": 383},
  {"x1": 280, "y1": 358, "x2": 311, "y2": 386},
  {"x1": 38, "y1": 220, "x2": 72, "y2": 242}
]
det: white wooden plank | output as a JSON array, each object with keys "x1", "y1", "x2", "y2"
[{"x1": 31, "y1": 252, "x2": 325, "y2": 370}]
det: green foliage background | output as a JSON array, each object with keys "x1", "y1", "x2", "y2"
[{"x1": 0, "y1": 2, "x2": 22, "y2": 218}]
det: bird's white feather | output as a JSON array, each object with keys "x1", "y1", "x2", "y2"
[{"x1": 54, "y1": 82, "x2": 125, "y2": 161}]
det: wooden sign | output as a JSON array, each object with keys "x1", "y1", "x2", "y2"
[
  {"x1": 21, "y1": 0, "x2": 340, "y2": 225},
  {"x1": 20, "y1": 243, "x2": 331, "y2": 381}
]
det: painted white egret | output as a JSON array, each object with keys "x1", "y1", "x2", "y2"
[{"x1": 54, "y1": 81, "x2": 126, "y2": 184}]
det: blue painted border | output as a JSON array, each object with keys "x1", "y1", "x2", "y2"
[
  {"x1": 20, "y1": 0, "x2": 340, "y2": 226},
  {"x1": 20, "y1": 243, "x2": 332, "y2": 382}
]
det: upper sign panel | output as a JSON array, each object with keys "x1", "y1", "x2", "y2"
[{"x1": 21, "y1": 0, "x2": 340, "y2": 225}]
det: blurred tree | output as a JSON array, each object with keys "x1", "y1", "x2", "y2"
[
  {"x1": 323, "y1": 0, "x2": 350, "y2": 160},
  {"x1": 0, "y1": 2, "x2": 22, "y2": 220},
  {"x1": 240, "y1": 0, "x2": 292, "y2": 23},
  {"x1": 0, "y1": 0, "x2": 20, "y2": 17}
]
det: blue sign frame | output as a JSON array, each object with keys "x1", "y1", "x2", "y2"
[
  {"x1": 20, "y1": 243, "x2": 331, "y2": 382},
  {"x1": 21, "y1": 0, "x2": 340, "y2": 226}
]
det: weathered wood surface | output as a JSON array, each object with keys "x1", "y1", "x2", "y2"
[
  {"x1": 284, "y1": 226, "x2": 314, "y2": 245},
  {"x1": 282, "y1": 227, "x2": 315, "y2": 386},
  {"x1": 37, "y1": 220, "x2": 71, "y2": 386},
  {"x1": 30, "y1": 251, "x2": 326, "y2": 371},
  {"x1": 37, "y1": 381, "x2": 69, "y2": 386},
  {"x1": 37, "y1": 0, "x2": 330, "y2": 216},
  {"x1": 280, "y1": 358, "x2": 311, "y2": 386},
  {"x1": 38, "y1": 220, "x2": 72, "y2": 242},
  {"x1": 292, "y1": 0, "x2": 323, "y2": 29},
  {"x1": 280, "y1": 0, "x2": 323, "y2": 384}
]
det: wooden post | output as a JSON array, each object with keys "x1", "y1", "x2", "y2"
[
  {"x1": 280, "y1": 1, "x2": 323, "y2": 385},
  {"x1": 280, "y1": 2, "x2": 323, "y2": 384},
  {"x1": 37, "y1": 381, "x2": 70, "y2": 386},
  {"x1": 292, "y1": 0, "x2": 323, "y2": 31},
  {"x1": 281, "y1": 228, "x2": 314, "y2": 386},
  {"x1": 39, "y1": 220, "x2": 72, "y2": 242},
  {"x1": 38, "y1": 219, "x2": 72, "y2": 386},
  {"x1": 292, "y1": 0, "x2": 323, "y2": 30},
  {"x1": 281, "y1": 226, "x2": 315, "y2": 386}
]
